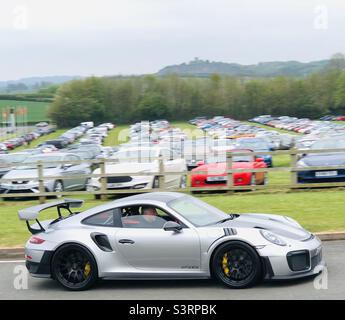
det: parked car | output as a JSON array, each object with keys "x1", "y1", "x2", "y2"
[
  {"x1": 297, "y1": 138, "x2": 345, "y2": 183},
  {"x1": 18, "y1": 192, "x2": 324, "y2": 290},
  {"x1": 39, "y1": 139, "x2": 69, "y2": 149},
  {"x1": 0, "y1": 153, "x2": 91, "y2": 195},
  {"x1": 0, "y1": 153, "x2": 29, "y2": 178},
  {"x1": 235, "y1": 138, "x2": 273, "y2": 167},
  {"x1": 87, "y1": 147, "x2": 187, "y2": 198},
  {"x1": 191, "y1": 151, "x2": 267, "y2": 189}
]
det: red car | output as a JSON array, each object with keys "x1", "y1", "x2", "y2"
[
  {"x1": 3, "y1": 141, "x2": 15, "y2": 150},
  {"x1": 335, "y1": 116, "x2": 345, "y2": 121},
  {"x1": 191, "y1": 152, "x2": 267, "y2": 188}
]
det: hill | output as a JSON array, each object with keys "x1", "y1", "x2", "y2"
[{"x1": 157, "y1": 58, "x2": 330, "y2": 78}]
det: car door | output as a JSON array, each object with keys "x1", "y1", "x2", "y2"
[
  {"x1": 61, "y1": 155, "x2": 88, "y2": 190},
  {"x1": 114, "y1": 205, "x2": 201, "y2": 271}
]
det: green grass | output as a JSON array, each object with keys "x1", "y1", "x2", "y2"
[
  {"x1": 103, "y1": 125, "x2": 130, "y2": 146},
  {"x1": 0, "y1": 100, "x2": 50, "y2": 123},
  {"x1": 1, "y1": 190, "x2": 345, "y2": 247},
  {"x1": 12, "y1": 129, "x2": 65, "y2": 152}
]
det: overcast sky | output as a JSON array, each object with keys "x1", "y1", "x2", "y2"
[{"x1": 0, "y1": 0, "x2": 345, "y2": 81}]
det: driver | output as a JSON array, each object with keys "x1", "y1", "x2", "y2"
[{"x1": 142, "y1": 206, "x2": 158, "y2": 223}]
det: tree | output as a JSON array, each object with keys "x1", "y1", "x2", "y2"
[
  {"x1": 334, "y1": 72, "x2": 345, "y2": 113},
  {"x1": 134, "y1": 92, "x2": 169, "y2": 121}
]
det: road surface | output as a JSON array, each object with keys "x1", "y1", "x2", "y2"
[{"x1": 0, "y1": 240, "x2": 344, "y2": 300}]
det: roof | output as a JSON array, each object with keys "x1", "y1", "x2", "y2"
[{"x1": 116, "y1": 192, "x2": 186, "y2": 203}]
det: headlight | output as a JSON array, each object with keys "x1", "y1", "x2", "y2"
[
  {"x1": 260, "y1": 230, "x2": 287, "y2": 246},
  {"x1": 297, "y1": 160, "x2": 307, "y2": 167}
]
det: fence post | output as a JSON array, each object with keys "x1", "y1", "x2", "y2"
[
  {"x1": 37, "y1": 161, "x2": 45, "y2": 204},
  {"x1": 290, "y1": 148, "x2": 298, "y2": 188},
  {"x1": 99, "y1": 159, "x2": 107, "y2": 200},
  {"x1": 226, "y1": 152, "x2": 233, "y2": 192},
  {"x1": 158, "y1": 156, "x2": 165, "y2": 189}
]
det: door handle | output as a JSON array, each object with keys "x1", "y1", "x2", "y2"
[{"x1": 118, "y1": 239, "x2": 135, "y2": 244}]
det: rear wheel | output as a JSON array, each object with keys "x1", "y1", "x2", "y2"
[
  {"x1": 51, "y1": 244, "x2": 98, "y2": 291},
  {"x1": 211, "y1": 241, "x2": 262, "y2": 289}
]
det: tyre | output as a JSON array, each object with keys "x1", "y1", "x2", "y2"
[
  {"x1": 211, "y1": 241, "x2": 262, "y2": 289},
  {"x1": 53, "y1": 180, "x2": 64, "y2": 198},
  {"x1": 51, "y1": 244, "x2": 98, "y2": 291}
]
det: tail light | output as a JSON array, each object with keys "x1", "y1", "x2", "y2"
[{"x1": 29, "y1": 236, "x2": 45, "y2": 244}]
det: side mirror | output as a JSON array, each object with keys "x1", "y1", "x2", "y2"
[
  {"x1": 163, "y1": 221, "x2": 182, "y2": 232},
  {"x1": 62, "y1": 163, "x2": 73, "y2": 170},
  {"x1": 197, "y1": 160, "x2": 205, "y2": 166},
  {"x1": 256, "y1": 157, "x2": 264, "y2": 163}
]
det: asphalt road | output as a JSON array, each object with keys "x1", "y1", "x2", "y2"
[{"x1": 0, "y1": 240, "x2": 344, "y2": 300}]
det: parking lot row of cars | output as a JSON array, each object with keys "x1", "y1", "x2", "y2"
[
  {"x1": 249, "y1": 115, "x2": 345, "y2": 184},
  {"x1": 0, "y1": 122, "x2": 56, "y2": 152},
  {"x1": 0, "y1": 121, "x2": 116, "y2": 196},
  {"x1": 4, "y1": 114, "x2": 345, "y2": 197}
]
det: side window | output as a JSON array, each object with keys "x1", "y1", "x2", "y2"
[
  {"x1": 83, "y1": 209, "x2": 116, "y2": 227},
  {"x1": 120, "y1": 205, "x2": 176, "y2": 229}
]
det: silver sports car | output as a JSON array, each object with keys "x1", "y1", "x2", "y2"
[{"x1": 18, "y1": 192, "x2": 325, "y2": 290}]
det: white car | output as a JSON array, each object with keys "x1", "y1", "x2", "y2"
[{"x1": 87, "y1": 147, "x2": 187, "y2": 198}]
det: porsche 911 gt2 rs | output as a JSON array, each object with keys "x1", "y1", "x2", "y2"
[{"x1": 18, "y1": 192, "x2": 325, "y2": 290}]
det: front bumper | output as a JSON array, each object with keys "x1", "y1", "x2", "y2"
[
  {"x1": 298, "y1": 169, "x2": 345, "y2": 183},
  {"x1": 87, "y1": 176, "x2": 153, "y2": 191},
  {"x1": 259, "y1": 236, "x2": 325, "y2": 280}
]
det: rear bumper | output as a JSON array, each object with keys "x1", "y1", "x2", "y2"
[{"x1": 25, "y1": 250, "x2": 53, "y2": 278}]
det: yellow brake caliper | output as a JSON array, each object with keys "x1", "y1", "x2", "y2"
[
  {"x1": 222, "y1": 253, "x2": 230, "y2": 276},
  {"x1": 84, "y1": 262, "x2": 91, "y2": 278}
]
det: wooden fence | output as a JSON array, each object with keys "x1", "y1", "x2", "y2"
[{"x1": 1, "y1": 148, "x2": 345, "y2": 203}]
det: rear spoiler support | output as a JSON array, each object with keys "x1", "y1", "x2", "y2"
[
  {"x1": 18, "y1": 199, "x2": 84, "y2": 234},
  {"x1": 26, "y1": 220, "x2": 45, "y2": 235}
]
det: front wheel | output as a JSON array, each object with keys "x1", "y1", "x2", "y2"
[
  {"x1": 51, "y1": 244, "x2": 98, "y2": 291},
  {"x1": 211, "y1": 241, "x2": 262, "y2": 289}
]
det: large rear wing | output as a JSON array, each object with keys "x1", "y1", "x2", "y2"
[{"x1": 18, "y1": 199, "x2": 84, "y2": 234}]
